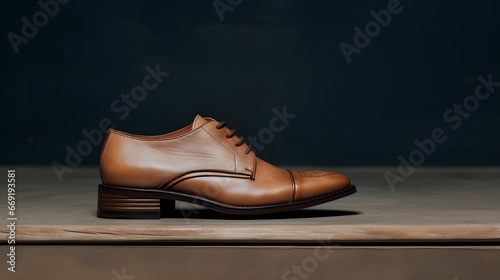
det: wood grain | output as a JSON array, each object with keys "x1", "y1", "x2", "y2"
[{"x1": 2, "y1": 224, "x2": 499, "y2": 243}]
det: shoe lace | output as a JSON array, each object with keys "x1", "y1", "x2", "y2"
[{"x1": 216, "y1": 121, "x2": 252, "y2": 154}]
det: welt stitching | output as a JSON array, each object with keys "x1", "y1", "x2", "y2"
[
  {"x1": 216, "y1": 186, "x2": 352, "y2": 207},
  {"x1": 108, "y1": 185, "x2": 354, "y2": 208}
]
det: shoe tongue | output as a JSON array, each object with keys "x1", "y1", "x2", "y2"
[{"x1": 192, "y1": 114, "x2": 210, "y2": 130}]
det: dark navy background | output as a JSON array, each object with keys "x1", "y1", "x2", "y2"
[{"x1": 1, "y1": 0, "x2": 499, "y2": 167}]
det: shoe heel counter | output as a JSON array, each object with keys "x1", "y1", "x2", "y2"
[{"x1": 99, "y1": 129, "x2": 117, "y2": 185}]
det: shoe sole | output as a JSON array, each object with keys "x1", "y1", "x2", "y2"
[{"x1": 97, "y1": 184, "x2": 357, "y2": 219}]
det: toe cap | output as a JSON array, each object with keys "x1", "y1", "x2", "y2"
[{"x1": 291, "y1": 170, "x2": 351, "y2": 201}]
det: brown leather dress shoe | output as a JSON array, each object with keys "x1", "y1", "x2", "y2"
[{"x1": 97, "y1": 115, "x2": 356, "y2": 218}]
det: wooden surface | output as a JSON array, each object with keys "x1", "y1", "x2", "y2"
[
  {"x1": 1, "y1": 166, "x2": 499, "y2": 243},
  {"x1": 1, "y1": 245, "x2": 499, "y2": 280}
]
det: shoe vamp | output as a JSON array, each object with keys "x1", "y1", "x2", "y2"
[{"x1": 168, "y1": 158, "x2": 293, "y2": 206}]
